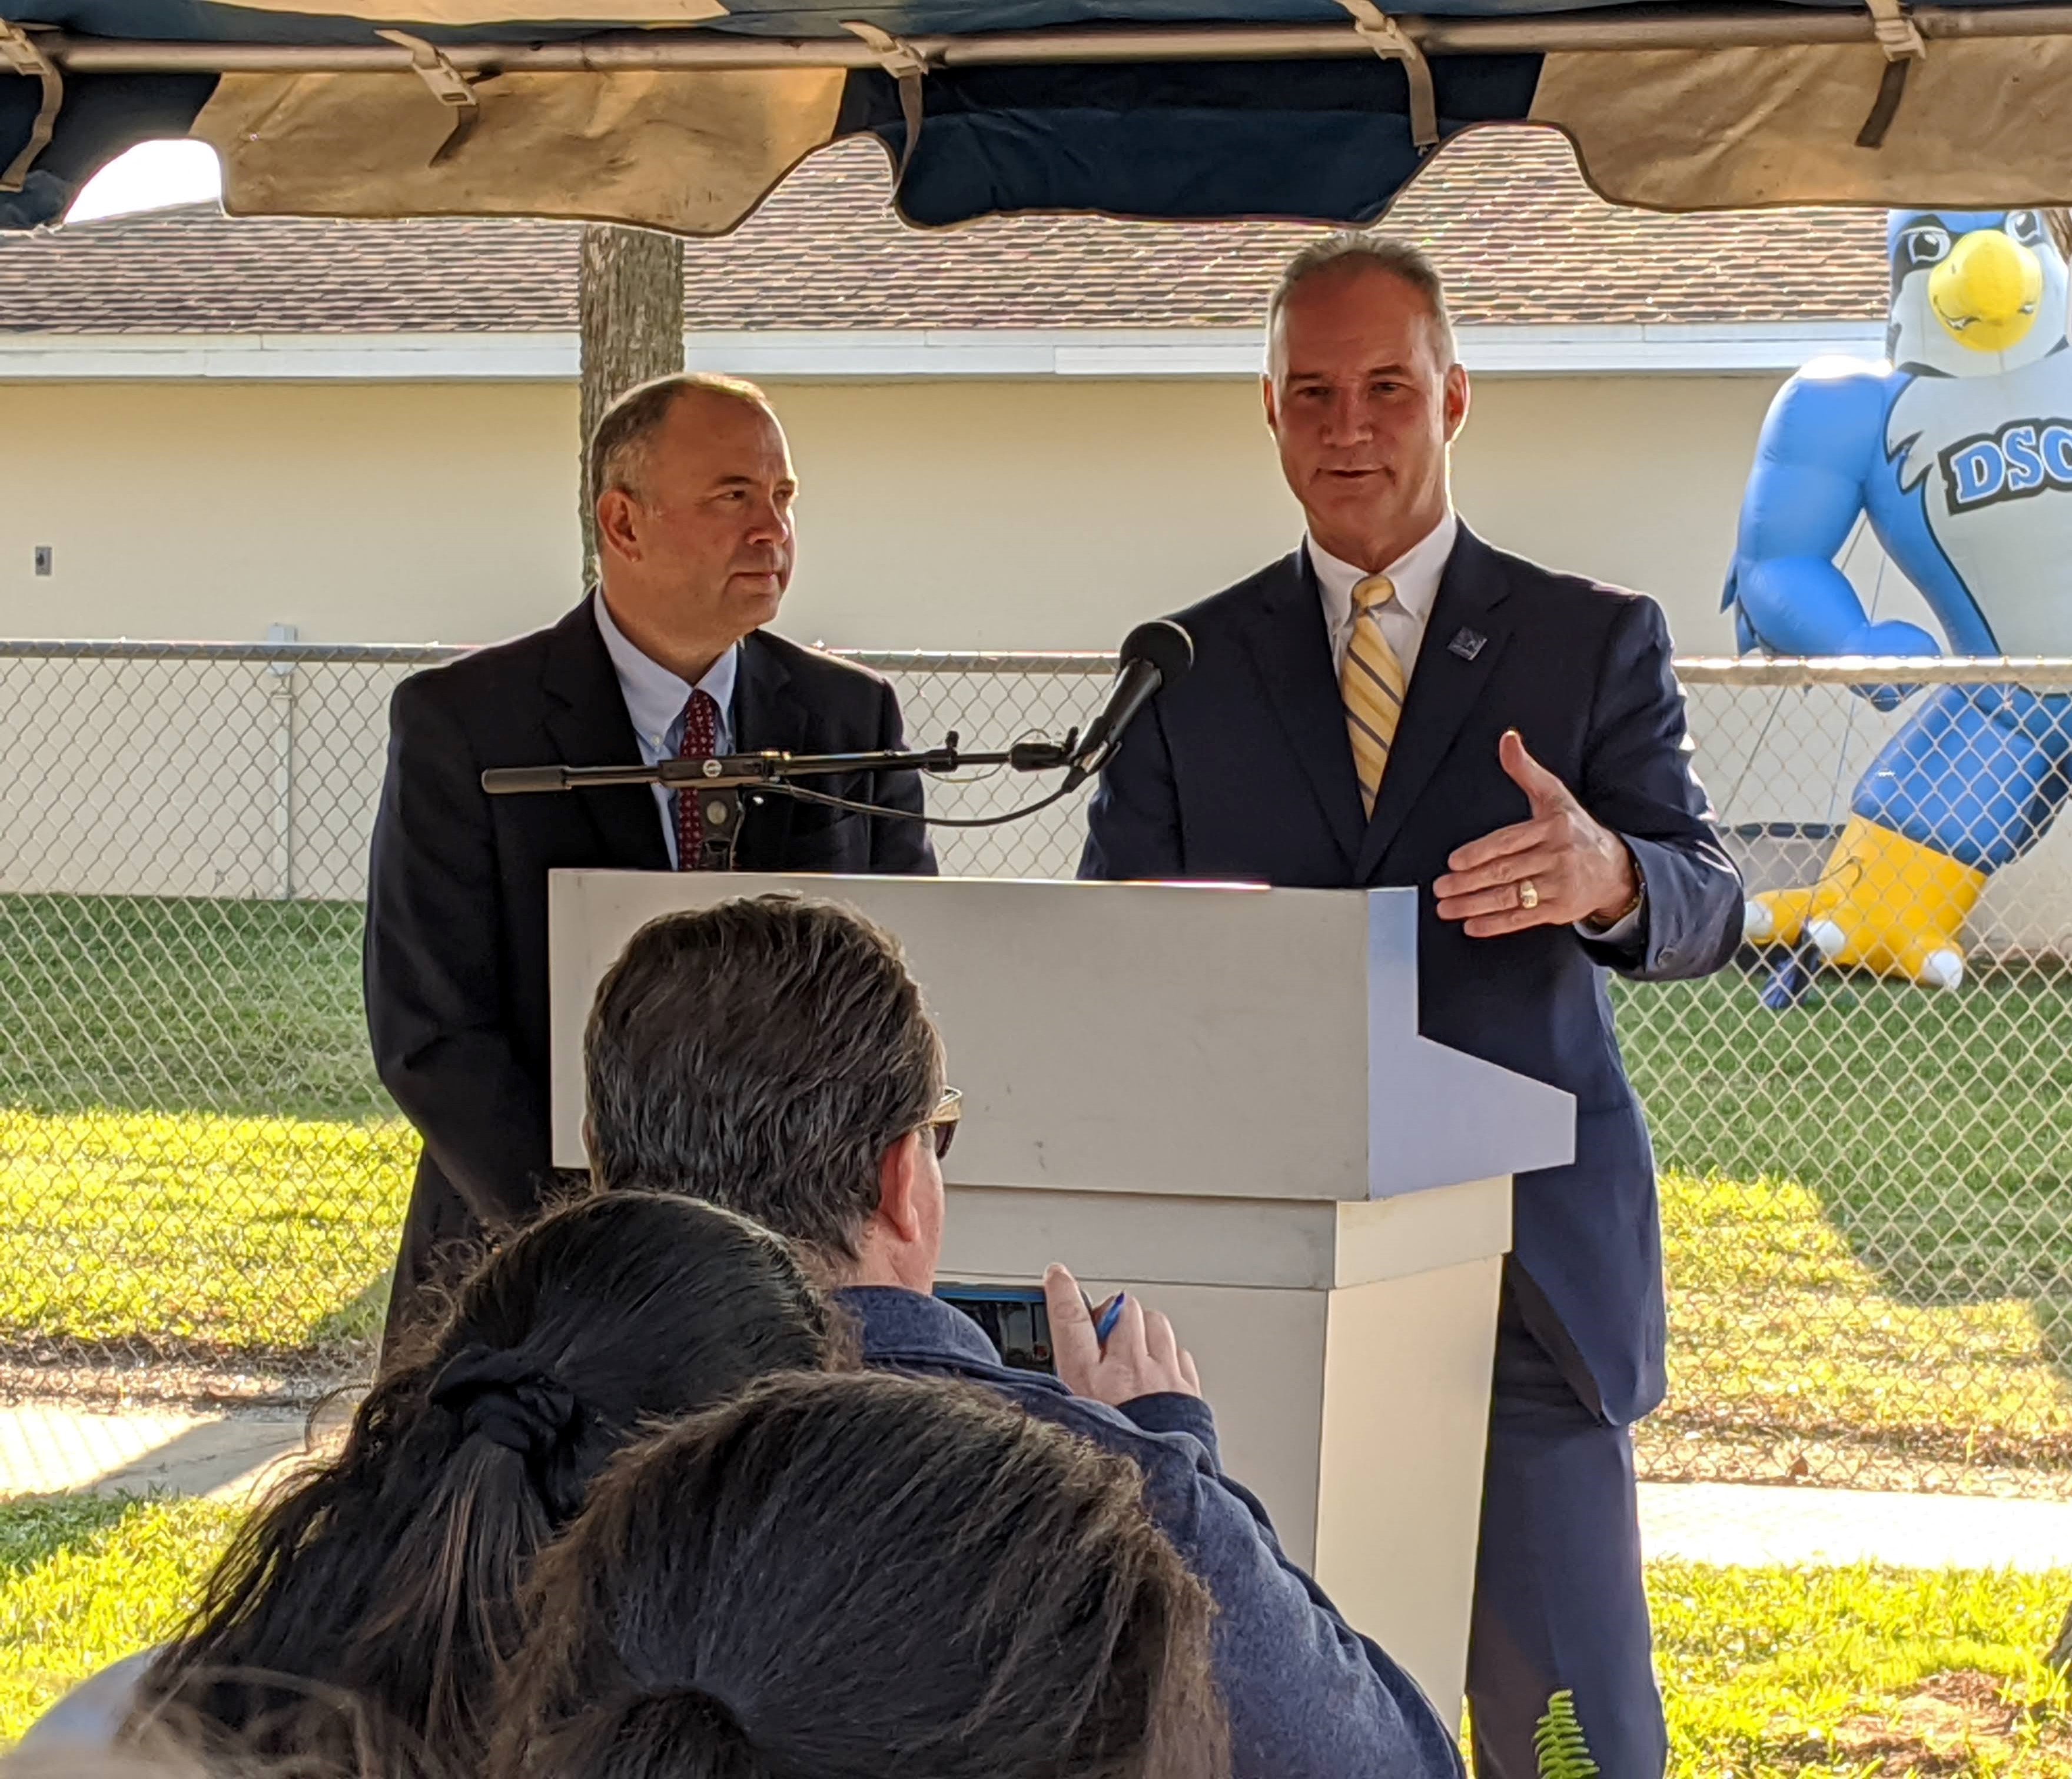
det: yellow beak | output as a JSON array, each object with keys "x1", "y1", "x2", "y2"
[{"x1": 1929, "y1": 228, "x2": 2044, "y2": 353}]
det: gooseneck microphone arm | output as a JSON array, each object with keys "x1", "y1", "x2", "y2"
[
  {"x1": 475, "y1": 620, "x2": 1194, "y2": 867},
  {"x1": 480, "y1": 734, "x2": 1083, "y2": 866},
  {"x1": 480, "y1": 734, "x2": 1072, "y2": 798}
]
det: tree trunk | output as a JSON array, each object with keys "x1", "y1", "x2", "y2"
[{"x1": 577, "y1": 223, "x2": 685, "y2": 578}]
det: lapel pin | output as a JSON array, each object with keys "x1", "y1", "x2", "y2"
[{"x1": 1447, "y1": 627, "x2": 1486, "y2": 662}]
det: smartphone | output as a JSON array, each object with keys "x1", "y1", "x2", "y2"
[{"x1": 935, "y1": 1282, "x2": 1055, "y2": 1375}]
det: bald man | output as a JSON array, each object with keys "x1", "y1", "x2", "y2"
[{"x1": 364, "y1": 373, "x2": 935, "y2": 1352}]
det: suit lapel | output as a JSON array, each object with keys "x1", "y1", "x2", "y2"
[
  {"x1": 733, "y1": 629, "x2": 811, "y2": 751},
  {"x1": 733, "y1": 630, "x2": 812, "y2": 864},
  {"x1": 1237, "y1": 551, "x2": 1366, "y2": 871},
  {"x1": 540, "y1": 597, "x2": 671, "y2": 873},
  {"x1": 1357, "y1": 526, "x2": 1514, "y2": 879}
]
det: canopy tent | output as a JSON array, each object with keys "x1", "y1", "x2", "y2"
[{"x1": 7, "y1": 0, "x2": 2072, "y2": 232}]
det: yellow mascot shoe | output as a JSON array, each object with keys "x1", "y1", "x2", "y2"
[
  {"x1": 1800, "y1": 816, "x2": 1984, "y2": 989},
  {"x1": 1746, "y1": 885, "x2": 1815, "y2": 946}
]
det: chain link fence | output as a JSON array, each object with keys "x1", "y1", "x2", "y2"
[
  {"x1": 2, "y1": 641, "x2": 2069, "y2": 1498},
  {"x1": 1637, "y1": 659, "x2": 2072, "y2": 1497}
]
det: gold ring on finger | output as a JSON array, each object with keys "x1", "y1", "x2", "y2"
[{"x1": 1517, "y1": 877, "x2": 1540, "y2": 911}]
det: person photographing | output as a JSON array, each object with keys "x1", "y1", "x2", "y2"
[{"x1": 582, "y1": 893, "x2": 1463, "y2": 1779}]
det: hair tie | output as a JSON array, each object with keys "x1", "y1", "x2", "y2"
[
  {"x1": 674, "y1": 1685, "x2": 756, "y2": 1751},
  {"x1": 612, "y1": 1684, "x2": 757, "y2": 1755},
  {"x1": 429, "y1": 1346, "x2": 577, "y2": 1462}
]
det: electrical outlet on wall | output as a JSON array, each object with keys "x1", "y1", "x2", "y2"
[{"x1": 33, "y1": 546, "x2": 52, "y2": 576}]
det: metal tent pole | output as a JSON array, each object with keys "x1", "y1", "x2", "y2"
[{"x1": 32, "y1": 3, "x2": 2072, "y2": 75}]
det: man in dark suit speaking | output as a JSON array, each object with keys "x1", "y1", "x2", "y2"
[
  {"x1": 1080, "y1": 237, "x2": 1742, "y2": 1776},
  {"x1": 365, "y1": 373, "x2": 935, "y2": 1351}
]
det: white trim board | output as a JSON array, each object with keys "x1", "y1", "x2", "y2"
[{"x1": 0, "y1": 322, "x2": 1887, "y2": 383}]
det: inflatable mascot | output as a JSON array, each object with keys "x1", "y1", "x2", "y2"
[{"x1": 1724, "y1": 208, "x2": 2072, "y2": 990}]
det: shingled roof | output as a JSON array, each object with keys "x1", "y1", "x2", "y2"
[{"x1": 0, "y1": 129, "x2": 1887, "y2": 336}]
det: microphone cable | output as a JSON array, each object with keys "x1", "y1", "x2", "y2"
[{"x1": 758, "y1": 778, "x2": 1083, "y2": 829}]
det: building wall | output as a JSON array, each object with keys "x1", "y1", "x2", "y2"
[
  {"x1": 3, "y1": 367, "x2": 2062, "y2": 950},
  {"x1": 1, "y1": 371, "x2": 1814, "y2": 656},
  {"x1": 1, "y1": 381, "x2": 584, "y2": 648}
]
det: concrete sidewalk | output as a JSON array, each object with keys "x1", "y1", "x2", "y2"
[
  {"x1": 1638, "y1": 1478, "x2": 2072, "y2": 1571},
  {"x1": 0, "y1": 1401, "x2": 350, "y2": 1505},
  {"x1": 6, "y1": 1399, "x2": 2072, "y2": 1569}
]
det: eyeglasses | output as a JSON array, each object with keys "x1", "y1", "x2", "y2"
[{"x1": 922, "y1": 1087, "x2": 962, "y2": 1160}]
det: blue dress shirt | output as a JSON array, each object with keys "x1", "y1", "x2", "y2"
[{"x1": 592, "y1": 590, "x2": 741, "y2": 870}]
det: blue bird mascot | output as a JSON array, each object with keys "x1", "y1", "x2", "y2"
[{"x1": 1725, "y1": 208, "x2": 2072, "y2": 990}]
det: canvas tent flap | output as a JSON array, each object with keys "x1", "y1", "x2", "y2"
[
  {"x1": 0, "y1": 66, "x2": 211, "y2": 224},
  {"x1": 195, "y1": 65, "x2": 845, "y2": 230},
  {"x1": 14, "y1": 0, "x2": 2072, "y2": 232},
  {"x1": 1534, "y1": 36, "x2": 2072, "y2": 211},
  {"x1": 842, "y1": 54, "x2": 1539, "y2": 227}
]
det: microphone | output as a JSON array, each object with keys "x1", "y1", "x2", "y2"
[{"x1": 1063, "y1": 620, "x2": 1194, "y2": 791}]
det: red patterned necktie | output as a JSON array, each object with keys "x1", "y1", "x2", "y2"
[{"x1": 675, "y1": 688, "x2": 721, "y2": 871}]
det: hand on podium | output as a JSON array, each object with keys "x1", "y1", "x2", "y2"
[{"x1": 1044, "y1": 1264, "x2": 1203, "y2": 1407}]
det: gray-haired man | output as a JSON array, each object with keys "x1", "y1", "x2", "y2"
[
  {"x1": 584, "y1": 893, "x2": 1464, "y2": 1779},
  {"x1": 1082, "y1": 232, "x2": 1744, "y2": 1777}
]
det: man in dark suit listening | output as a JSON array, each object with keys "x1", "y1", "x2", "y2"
[
  {"x1": 1080, "y1": 237, "x2": 1742, "y2": 1777},
  {"x1": 365, "y1": 372, "x2": 935, "y2": 1353}
]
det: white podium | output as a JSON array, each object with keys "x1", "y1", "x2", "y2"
[{"x1": 547, "y1": 872, "x2": 1573, "y2": 1728}]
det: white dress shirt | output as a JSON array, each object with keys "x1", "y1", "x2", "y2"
[
  {"x1": 593, "y1": 589, "x2": 739, "y2": 870},
  {"x1": 1305, "y1": 510, "x2": 1644, "y2": 944},
  {"x1": 1309, "y1": 508, "x2": 1459, "y2": 684}
]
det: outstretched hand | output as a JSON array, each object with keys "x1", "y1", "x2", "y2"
[{"x1": 1433, "y1": 730, "x2": 1639, "y2": 937}]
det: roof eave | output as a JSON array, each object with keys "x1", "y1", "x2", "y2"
[{"x1": 0, "y1": 322, "x2": 1890, "y2": 381}]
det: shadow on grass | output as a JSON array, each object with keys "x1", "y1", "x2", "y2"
[
  {"x1": 311, "y1": 1271, "x2": 390, "y2": 1348},
  {"x1": 0, "y1": 894, "x2": 390, "y2": 1124},
  {"x1": 0, "y1": 1495, "x2": 138, "y2": 1583},
  {"x1": 1619, "y1": 966, "x2": 2072, "y2": 1374}
]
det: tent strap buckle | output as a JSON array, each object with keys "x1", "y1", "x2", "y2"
[
  {"x1": 0, "y1": 21, "x2": 63, "y2": 196},
  {"x1": 1865, "y1": 0, "x2": 1927, "y2": 61},
  {"x1": 374, "y1": 28, "x2": 483, "y2": 167},
  {"x1": 842, "y1": 20, "x2": 931, "y2": 184},
  {"x1": 1334, "y1": 0, "x2": 1439, "y2": 152}
]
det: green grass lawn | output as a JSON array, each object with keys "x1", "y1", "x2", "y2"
[
  {"x1": 0, "y1": 895, "x2": 407, "y2": 1358},
  {"x1": 0, "y1": 1108, "x2": 409, "y2": 1352},
  {"x1": 1621, "y1": 969, "x2": 2072, "y2": 1487},
  {"x1": 1652, "y1": 1561, "x2": 2072, "y2": 1777},
  {"x1": 4, "y1": 893, "x2": 2072, "y2": 1492},
  {"x1": 0, "y1": 1494, "x2": 241, "y2": 1740},
  {"x1": 1621, "y1": 967, "x2": 2072, "y2": 1321},
  {"x1": 1, "y1": 1492, "x2": 2067, "y2": 1775},
  {"x1": 0, "y1": 895, "x2": 389, "y2": 1123},
  {"x1": 1647, "y1": 1172, "x2": 2072, "y2": 1487}
]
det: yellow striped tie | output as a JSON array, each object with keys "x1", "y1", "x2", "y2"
[{"x1": 1342, "y1": 574, "x2": 1408, "y2": 816}]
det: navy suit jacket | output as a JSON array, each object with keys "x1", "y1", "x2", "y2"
[
  {"x1": 365, "y1": 600, "x2": 935, "y2": 1345},
  {"x1": 1080, "y1": 529, "x2": 1741, "y2": 1425}
]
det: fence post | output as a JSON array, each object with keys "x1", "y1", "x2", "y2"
[{"x1": 267, "y1": 622, "x2": 298, "y2": 902}]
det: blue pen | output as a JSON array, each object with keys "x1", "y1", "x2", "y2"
[{"x1": 1094, "y1": 1292, "x2": 1127, "y2": 1347}]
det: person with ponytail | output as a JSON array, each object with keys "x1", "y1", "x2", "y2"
[
  {"x1": 24, "y1": 1192, "x2": 837, "y2": 1771},
  {"x1": 494, "y1": 1369, "x2": 1230, "y2": 1779}
]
